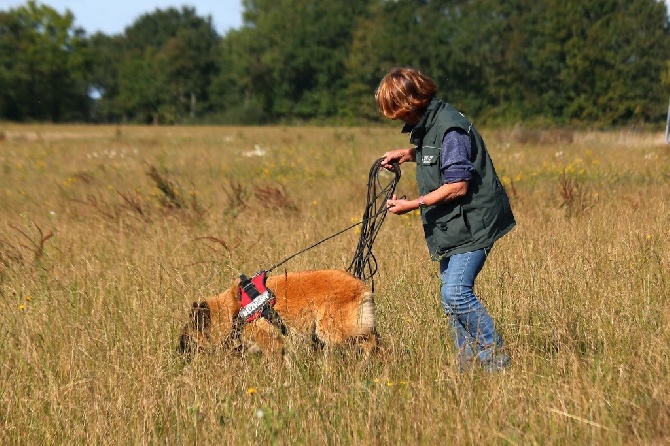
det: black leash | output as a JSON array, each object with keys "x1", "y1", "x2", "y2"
[
  {"x1": 265, "y1": 158, "x2": 401, "y2": 290},
  {"x1": 347, "y1": 158, "x2": 401, "y2": 290}
]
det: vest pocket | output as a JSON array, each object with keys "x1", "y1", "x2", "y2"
[{"x1": 422, "y1": 204, "x2": 473, "y2": 254}]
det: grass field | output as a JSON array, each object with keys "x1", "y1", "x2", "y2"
[{"x1": 1, "y1": 124, "x2": 669, "y2": 444}]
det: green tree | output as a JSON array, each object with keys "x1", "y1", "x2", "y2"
[
  {"x1": 468, "y1": 0, "x2": 670, "y2": 125},
  {"x1": 436, "y1": 0, "x2": 669, "y2": 126},
  {"x1": 343, "y1": 0, "x2": 476, "y2": 121},
  {"x1": 212, "y1": 0, "x2": 371, "y2": 122},
  {"x1": 2, "y1": 0, "x2": 666, "y2": 126},
  {"x1": 112, "y1": 7, "x2": 220, "y2": 123},
  {"x1": 87, "y1": 32, "x2": 124, "y2": 121},
  {"x1": 557, "y1": 0, "x2": 670, "y2": 125},
  {"x1": 343, "y1": 0, "x2": 426, "y2": 121},
  {"x1": 116, "y1": 48, "x2": 170, "y2": 123},
  {"x1": 0, "y1": 1, "x2": 90, "y2": 121},
  {"x1": 209, "y1": 27, "x2": 272, "y2": 123}
]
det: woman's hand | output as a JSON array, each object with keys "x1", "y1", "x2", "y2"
[
  {"x1": 386, "y1": 194, "x2": 418, "y2": 215},
  {"x1": 381, "y1": 147, "x2": 416, "y2": 171},
  {"x1": 386, "y1": 182, "x2": 469, "y2": 216}
]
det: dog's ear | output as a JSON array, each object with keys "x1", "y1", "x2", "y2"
[
  {"x1": 190, "y1": 301, "x2": 211, "y2": 333},
  {"x1": 177, "y1": 301, "x2": 212, "y2": 358}
]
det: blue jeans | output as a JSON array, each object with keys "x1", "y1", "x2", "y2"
[{"x1": 440, "y1": 248, "x2": 509, "y2": 371}]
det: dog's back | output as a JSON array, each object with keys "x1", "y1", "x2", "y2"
[{"x1": 178, "y1": 269, "x2": 378, "y2": 357}]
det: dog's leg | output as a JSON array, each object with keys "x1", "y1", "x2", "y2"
[
  {"x1": 244, "y1": 318, "x2": 285, "y2": 359},
  {"x1": 358, "y1": 329, "x2": 380, "y2": 358},
  {"x1": 311, "y1": 328, "x2": 326, "y2": 351}
]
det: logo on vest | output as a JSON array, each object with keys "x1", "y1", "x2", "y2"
[{"x1": 422, "y1": 155, "x2": 436, "y2": 165}]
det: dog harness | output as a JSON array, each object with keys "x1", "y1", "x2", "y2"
[{"x1": 237, "y1": 271, "x2": 287, "y2": 334}]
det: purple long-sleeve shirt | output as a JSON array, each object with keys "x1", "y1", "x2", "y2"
[{"x1": 440, "y1": 128, "x2": 473, "y2": 184}]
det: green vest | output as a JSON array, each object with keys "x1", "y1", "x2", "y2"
[{"x1": 403, "y1": 98, "x2": 515, "y2": 259}]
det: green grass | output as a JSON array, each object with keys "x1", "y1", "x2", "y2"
[{"x1": 1, "y1": 124, "x2": 669, "y2": 444}]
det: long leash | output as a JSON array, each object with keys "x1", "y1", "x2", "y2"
[{"x1": 265, "y1": 158, "x2": 401, "y2": 289}]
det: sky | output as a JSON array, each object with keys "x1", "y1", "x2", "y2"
[{"x1": 0, "y1": 0, "x2": 244, "y2": 35}]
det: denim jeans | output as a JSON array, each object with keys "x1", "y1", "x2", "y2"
[{"x1": 439, "y1": 248, "x2": 509, "y2": 371}]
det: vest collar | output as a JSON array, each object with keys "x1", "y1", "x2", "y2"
[{"x1": 401, "y1": 97, "x2": 442, "y2": 145}]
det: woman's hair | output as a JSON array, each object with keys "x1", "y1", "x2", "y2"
[{"x1": 375, "y1": 67, "x2": 437, "y2": 121}]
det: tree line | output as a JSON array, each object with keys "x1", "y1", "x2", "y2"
[{"x1": 1, "y1": 0, "x2": 669, "y2": 127}]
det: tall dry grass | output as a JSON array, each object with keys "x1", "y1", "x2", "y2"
[{"x1": 0, "y1": 124, "x2": 669, "y2": 444}]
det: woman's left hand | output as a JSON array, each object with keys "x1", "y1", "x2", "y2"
[{"x1": 386, "y1": 195, "x2": 417, "y2": 215}]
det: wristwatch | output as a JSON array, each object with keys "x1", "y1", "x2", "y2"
[{"x1": 418, "y1": 195, "x2": 426, "y2": 208}]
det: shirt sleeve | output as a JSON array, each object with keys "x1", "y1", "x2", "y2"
[{"x1": 440, "y1": 128, "x2": 474, "y2": 184}]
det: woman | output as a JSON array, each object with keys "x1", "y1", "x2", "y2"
[{"x1": 377, "y1": 67, "x2": 515, "y2": 371}]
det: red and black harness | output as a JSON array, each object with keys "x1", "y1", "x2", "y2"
[{"x1": 232, "y1": 270, "x2": 287, "y2": 336}]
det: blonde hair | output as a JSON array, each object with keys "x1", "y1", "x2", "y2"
[{"x1": 375, "y1": 67, "x2": 437, "y2": 121}]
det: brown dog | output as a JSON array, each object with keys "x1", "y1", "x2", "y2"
[{"x1": 177, "y1": 269, "x2": 379, "y2": 358}]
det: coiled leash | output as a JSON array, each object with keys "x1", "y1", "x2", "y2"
[
  {"x1": 234, "y1": 158, "x2": 401, "y2": 335},
  {"x1": 347, "y1": 158, "x2": 401, "y2": 287}
]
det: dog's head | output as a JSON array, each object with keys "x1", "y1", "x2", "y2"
[
  {"x1": 177, "y1": 300, "x2": 212, "y2": 358},
  {"x1": 176, "y1": 283, "x2": 242, "y2": 359}
]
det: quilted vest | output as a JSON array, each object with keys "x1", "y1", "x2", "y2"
[{"x1": 403, "y1": 98, "x2": 515, "y2": 259}]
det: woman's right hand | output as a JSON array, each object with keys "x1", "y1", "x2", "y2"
[{"x1": 381, "y1": 147, "x2": 416, "y2": 171}]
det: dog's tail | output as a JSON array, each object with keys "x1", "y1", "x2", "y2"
[
  {"x1": 352, "y1": 291, "x2": 379, "y2": 355},
  {"x1": 355, "y1": 291, "x2": 376, "y2": 335}
]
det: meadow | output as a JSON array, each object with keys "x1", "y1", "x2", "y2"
[{"x1": 0, "y1": 124, "x2": 668, "y2": 445}]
